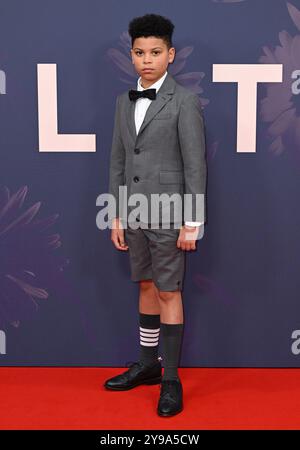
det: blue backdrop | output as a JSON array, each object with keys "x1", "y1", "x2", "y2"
[{"x1": 1, "y1": 0, "x2": 300, "y2": 366}]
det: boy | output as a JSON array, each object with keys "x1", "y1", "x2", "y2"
[{"x1": 104, "y1": 14, "x2": 207, "y2": 417}]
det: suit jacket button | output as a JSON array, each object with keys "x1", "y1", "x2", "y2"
[
  {"x1": 133, "y1": 176, "x2": 139, "y2": 183},
  {"x1": 134, "y1": 148, "x2": 140, "y2": 154}
]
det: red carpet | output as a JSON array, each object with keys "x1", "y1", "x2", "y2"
[{"x1": 0, "y1": 367, "x2": 299, "y2": 429}]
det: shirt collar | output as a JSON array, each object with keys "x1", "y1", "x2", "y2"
[{"x1": 137, "y1": 70, "x2": 168, "y2": 92}]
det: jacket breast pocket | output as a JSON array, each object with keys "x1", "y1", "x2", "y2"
[
  {"x1": 159, "y1": 170, "x2": 184, "y2": 184},
  {"x1": 153, "y1": 113, "x2": 172, "y2": 120}
]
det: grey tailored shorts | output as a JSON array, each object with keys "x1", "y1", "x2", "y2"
[{"x1": 124, "y1": 224, "x2": 186, "y2": 292}]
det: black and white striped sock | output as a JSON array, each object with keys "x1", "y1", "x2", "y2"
[{"x1": 138, "y1": 312, "x2": 161, "y2": 366}]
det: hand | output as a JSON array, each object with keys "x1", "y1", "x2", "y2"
[
  {"x1": 111, "y1": 218, "x2": 129, "y2": 251},
  {"x1": 176, "y1": 225, "x2": 199, "y2": 251}
]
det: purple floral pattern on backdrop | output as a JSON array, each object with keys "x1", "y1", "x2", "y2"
[
  {"x1": 0, "y1": 186, "x2": 68, "y2": 328},
  {"x1": 259, "y1": 2, "x2": 300, "y2": 162},
  {"x1": 194, "y1": 274, "x2": 237, "y2": 307},
  {"x1": 0, "y1": 185, "x2": 69, "y2": 329},
  {"x1": 0, "y1": 185, "x2": 101, "y2": 349}
]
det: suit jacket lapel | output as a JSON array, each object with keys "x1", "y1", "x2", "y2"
[{"x1": 126, "y1": 72, "x2": 176, "y2": 142}]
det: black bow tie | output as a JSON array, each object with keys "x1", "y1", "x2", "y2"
[{"x1": 128, "y1": 88, "x2": 157, "y2": 101}]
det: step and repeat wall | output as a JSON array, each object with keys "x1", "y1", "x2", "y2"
[{"x1": 0, "y1": 0, "x2": 299, "y2": 366}]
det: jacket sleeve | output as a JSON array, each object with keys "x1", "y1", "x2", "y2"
[
  {"x1": 178, "y1": 93, "x2": 207, "y2": 224},
  {"x1": 108, "y1": 95, "x2": 126, "y2": 219}
]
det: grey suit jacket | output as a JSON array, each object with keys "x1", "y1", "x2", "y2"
[{"x1": 108, "y1": 72, "x2": 207, "y2": 226}]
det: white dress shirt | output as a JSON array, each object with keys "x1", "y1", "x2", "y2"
[{"x1": 135, "y1": 70, "x2": 203, "y2": 227}]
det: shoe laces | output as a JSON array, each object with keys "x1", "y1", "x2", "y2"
[
  {"x1": 125, "y1": 357, "x2": 162, "y2": 370},
  {"x1": 125, "y1": 360, "x2": 143, "y2": 369},
  {"x1": 123, "y1": 360, "x2": 143, "y2": 375},
  {"x1": 160, "y1": 379, "x2": 180, "y2": 402}
]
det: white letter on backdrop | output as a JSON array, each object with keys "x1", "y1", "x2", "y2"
[
  {"x1": 213, "y1": 64, "x2": 282, "y2": 152},
  {"x1": 37, "y1": 64, "x2": 96, "y2": 152}
]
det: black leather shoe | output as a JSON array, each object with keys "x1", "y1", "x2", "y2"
[
  {"x1": 157, "y1": 378, "x2": 183, "y2": 417},
  {"x1": 104, "y1": 359, "x2": 162, "y2": 391}
]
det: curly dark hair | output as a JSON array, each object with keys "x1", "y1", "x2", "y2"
[{"x1": 128, "y1": 14, "x2": 175, "y2": 49}]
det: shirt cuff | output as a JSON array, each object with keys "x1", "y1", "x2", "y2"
[{"x1": 185, "y1": 221, "x2": 203, "y2": 227}]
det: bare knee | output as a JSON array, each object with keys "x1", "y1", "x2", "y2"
[
  {"x1": 139, "y1": 279, "x2": 155, "y2": 293},
  {"x1": 139, "y1": 280, "x2": 160, "y2": 312},
  {"x1": 157, "y1": 290, "x2": 177, "y2": 302}
]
